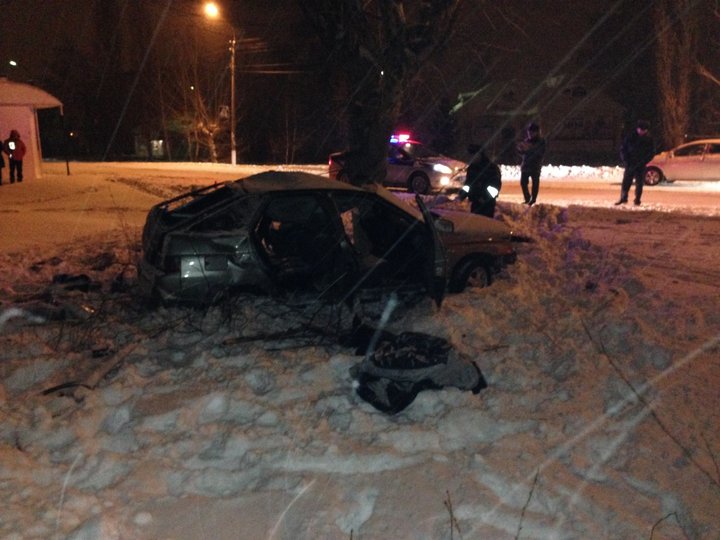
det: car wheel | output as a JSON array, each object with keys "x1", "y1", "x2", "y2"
[
  {"x1": 644, "y1": 166, "x2": 664, "y2": 186},
  {"x1": 449, "y1": 259, "x2": 490, "y2": 293},
  {"x1": 408, "y1": 173, "x2": 430, "y2": 194},
  {"x1": 337, "y1": 171, "x2": 350, "y2": 184}
]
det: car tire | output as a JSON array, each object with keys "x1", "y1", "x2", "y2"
[
  {"x1": 337, "y1": 171, "x2": 350, "y2": 184},
  {"x1": 449, "y1": 259, "x2": 490, "y2": 293},
  {"x1": 408, "y1": 173, "x2": 430, "y2": 194},
  {"x1": 644, "y1": 166, "x2": 664, "y2": 186}
]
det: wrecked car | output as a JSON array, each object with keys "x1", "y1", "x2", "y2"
[{"x1": 138, "y1": 170, "x2": 517, "y2": 305}]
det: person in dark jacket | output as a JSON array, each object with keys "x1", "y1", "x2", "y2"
[
  {"x1": 517, "y1": 122, "x2": 546, "y2": 205},
  {"x1": 616, "y1": 119, "x2": 655, "y2": 206},
  {"x1": 458, "y1": 144, "x2": 502, "y2": 218},
  {"x1": 0, "y1": 138, "x2": 4, "y2": 185}
]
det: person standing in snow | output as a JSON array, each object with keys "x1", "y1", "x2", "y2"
[
  {"x1": 0, "y1": 137, "x2": 5, "y2": 185},
  {"x1": 458, "y1": 144, "x2": 502, "y2": 218},
  {"x1": 517, "y1": 122, "x2": 546, "y2": 205},
  {"x1": 3, "y1": 129, "x2": 27, "y2": 184},
  {"x1": 615, "y1": 119, "x2": 655, "y2": 206}
]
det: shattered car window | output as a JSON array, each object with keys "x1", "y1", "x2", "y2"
[
  {"x1": 330, "y1": 192, "x2": 425, "y2": 280},
  {"x1": 189, "y1": 198, "x2": 254, "y2": 232},
  {"x1": 253, "y1": 193, "x2": 344, "y2": 285}
]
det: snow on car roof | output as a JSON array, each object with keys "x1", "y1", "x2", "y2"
[
  {"x1": 236, "y1": 170, "x2": 364, "y2": 193},
  {"x1": 235, "y1": 170, "x2": 426, "y2": 220},
  {"x1": 676, "y1": 138, "x2": 720, "y2": 146}
]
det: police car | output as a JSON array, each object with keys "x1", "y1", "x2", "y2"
[{"x1": 328, "y1": 133, "x2": 467, "y2": 194}]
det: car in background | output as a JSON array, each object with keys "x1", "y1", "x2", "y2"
[
  {"x1": 644, "y1": 138, "x2": 720, "y2": 185},
  {"x1": 328, "y1": 133, "x2": 467, "y2": 194},
  {"x1": 138, "y1": 170, "x2": 517, "y2": 305}
]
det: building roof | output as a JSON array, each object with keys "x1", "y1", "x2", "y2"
[
  {"x1": 0, "y1": 78, "x2": 62, "y2": 110},
  {"x1": 451, "y1": 76, "x2": 621, "y2": 118}
]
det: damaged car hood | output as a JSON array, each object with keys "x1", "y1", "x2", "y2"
[{"x1": 434, "y1": 209, "x2": 515, "y2": 242}]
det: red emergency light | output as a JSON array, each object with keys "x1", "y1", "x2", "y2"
[{"x1": 389, "y1": 133, "x2": 411, "y2": 143}]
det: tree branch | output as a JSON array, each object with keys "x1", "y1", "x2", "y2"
[{"x1": 697, "y1": 63, "x2": 720, "y2": 87}]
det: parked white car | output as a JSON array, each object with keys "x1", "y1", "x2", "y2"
[{"x1": 644, "y1": 139, "x2": 720, "y2": 185}]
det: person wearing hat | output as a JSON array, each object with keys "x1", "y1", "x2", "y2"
[
  {"x1": 517, "y1": 122, "x2": 546, "y2": 205},
  {"x1": 616, "y1": 120, "x2": 655, "y2": 206},
  {"x1": 3, "y1": 129, "x2": 27, "y2": 184},
  {"x1": 458, "y1": 144, "x2": 502, "y2": 218}
]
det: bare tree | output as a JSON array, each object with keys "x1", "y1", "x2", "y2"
[
  {"x1": 698, "y1": 64, "x2": 720, "y2": 87},
  {"x1": 694, "y1": 5, "x2": 720, "y2": 135},
  {"x1": 267, "y1": 101, "x2": 314, "y2": 164},
  {"x1": 155, "y1": 35, "x2": 232, "y2": 163},
  {"x1": 654, "y1": 0, "x2": 702, "y2": 146},
  {"x1": 300, "y1": 1, "x2": 463, "y2": 185}
]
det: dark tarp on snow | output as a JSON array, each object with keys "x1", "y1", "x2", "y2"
[{"x1": 346, "y1": 324, "x2": 487, "y2": 414}]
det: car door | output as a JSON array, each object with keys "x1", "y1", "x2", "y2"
[
  {"x1": 386, "y1": 144, "x2": 413, "y2": 187},
  {"x1": 328, "y1": 190, "x2": 446, "y2": 304},
  {"x1": 665, "y1": 142, "x2": 707, "y2": 180},
  {"x1": 700, "y1": 143, "x2": 720, "y2": 180},
  {"x1": 415, "y1": 194, "x2": 448, "y2": 307},
  {"x1": 251, "y1": 192, "x2": 354, "y2": 298}
]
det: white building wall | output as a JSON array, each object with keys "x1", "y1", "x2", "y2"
[{"x1": 0, "y1": 105, "x2": 42, "y2": 181}]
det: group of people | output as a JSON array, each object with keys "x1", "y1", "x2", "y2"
[
  {"x1": 459, "y1": 121, "x2": 546, "y2": 217},
  {"x1": 0, "y1": 129, "x2": 27, "y2": 185},
  {"x1": 459, "y1": 118, "x2": 655, "y2": 217}
]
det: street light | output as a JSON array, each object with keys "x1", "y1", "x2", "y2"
[
  {"x1": 203, "y1": 2, "x2": 218, "y2": 18},
  {"x1": 204, "y1": 2, "x2": 237, "y2": 165}
]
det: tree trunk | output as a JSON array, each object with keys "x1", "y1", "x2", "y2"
[
  {"x1": 301, "y1": 1, "x2": 462, "y2": 186},
  {"x1": 344, "y1": 75, "x2": 397, "y2": 186},
  {"x1": 654, "y1": 0, "x2": 700, "y2": 147}
]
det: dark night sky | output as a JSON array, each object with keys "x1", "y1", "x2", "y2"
[
  {"x1": 0, "y1": 0, "x2": 663, "y2": 159},
  {"x1": 1, "y1": 1, "x2": 653, "y2": 95}
]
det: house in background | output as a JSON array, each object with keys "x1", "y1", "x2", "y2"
[
  {"x1": 451, "y1": 75, "x2": 625, "y2": 165},
  {"x1": 0, "y1": 78, "x2": 63, "y2": 180}
]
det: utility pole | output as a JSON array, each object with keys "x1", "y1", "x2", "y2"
[{"x1": 230, "y1": 31, "x2": 237, "y2": 165}]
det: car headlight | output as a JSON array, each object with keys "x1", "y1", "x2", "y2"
[{"x1": 433, "y1": 163, "x2": 453, "y2": 174}]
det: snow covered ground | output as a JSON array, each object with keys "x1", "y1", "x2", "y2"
[{"x1": 0, "y1": 162, "x2": 719, "y2": 539}]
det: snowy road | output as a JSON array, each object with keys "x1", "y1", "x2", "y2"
[
  {"x1": 499, "y1": 177, "x2": 720, "y2": 214},
  {"x1": 1, "y1": 161, "x2": 719, "y2": 539},
  {"x1": 1, "y1": 161, "x2": 719, "y2": 255}
]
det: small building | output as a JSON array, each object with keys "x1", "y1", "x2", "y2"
[
  {"x1": 451, "y1": 76, "x2": 625, "y2": 165},
  {"x1": 0, "y1": 78, "x2": 63, "y2": 180}
]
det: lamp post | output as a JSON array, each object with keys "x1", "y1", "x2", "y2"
[
  {"x1": 229, "y1": 32, "x2": 236, "y2": 166},
  {"x1": 204, "y1": 2, "x2": 237, "y2": 165}
]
